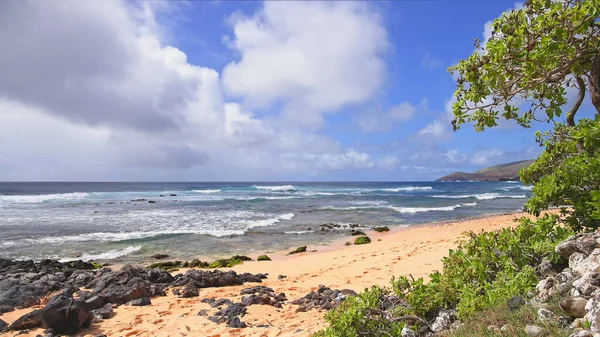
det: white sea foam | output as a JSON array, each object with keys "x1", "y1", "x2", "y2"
[
  {"x1": 253, "y1": 185, "x2": 296, "y2": 192},
  {"x1": 59, "y1": 246, "x2": 142, "y2": 262},
  {"x1": 502, "y1": 185, "x2": 533, "y2": 191},
  {"x1": 391, "y1": 205, "x2": 463, "y2": 213},
  {"x1": 431, "y1": 193, "x2": 527, "y2": 200},
  {"x1": 350, "y1": 200, "x2": 390, "y2": 206},
  {"x1": 0, "y1": 192, "x2": 89, "y2": 203},
  {"x1": 284, "y1": 230, "x2": 313, "y2": 235},
  {"x1": 322, "y1": 202, "x2": 476, "y2": 213},
  {"x1": 300, "y1": 191, "x2": 347, "y2": 196},
  {"x1": 390, "y1": 202, "x2": 477, "y2": 214},
  {"x1": 380, "y1": 186, "x2": 433, "y2": 192},
  {"x1": 7, "y1": 211, "x2": 296, "y2": 247},
  {"x1": 240, "y1": 213, "x2": 295, "y2": 229},
  {"x1": 192, "y1": 189, "x2": 221, "y2": 194}
]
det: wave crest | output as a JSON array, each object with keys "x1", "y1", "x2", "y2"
[
  {"x1": 192, "y1": 189, "x2": 221, "y2": 194},
  {"x1": 380, "y1": 186, "x2": 433, "y2": 192},
  {"x1": 59, "y1": 246, "x2": 141, "y2": 262},
  {"x1": 253, "y1": 185, "x2": 296, "y2": 192},
  {"x1": 0, "y1": 192, "x2": 89, "y2": 203},
  {"x1": 431, "y1": 193, "x2": 527, "y2": 200}
]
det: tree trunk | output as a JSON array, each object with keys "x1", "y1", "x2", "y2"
[{"x1": 590, "y1": 55, "x2": 600, "y2": 116}]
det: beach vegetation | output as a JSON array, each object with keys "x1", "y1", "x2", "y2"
[
  {"x1": 315, "y1": 1, "x2": 600, "y2": 336},
  {"x1": 314, "y1": 215, "x2": 572, "y2": 336},
  {"x1": 449, "y1": 0, "x2": 600, "y2": 230},
  {"x1": 257, "y1": 255, "x2": 271, "y2": 261},
  {"x1": 207, "y1": 255, "x2": 252, "y2": 268},
  {"x1": 354, "y1": 236, "x2": 371, "y2": 245},
  {"x1": 288, "y1": 246, "x2": 308, "y2": 254}
]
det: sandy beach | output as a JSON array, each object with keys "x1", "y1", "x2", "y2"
[{"x1": 0, "y1": 211, "x2": 547, "y2": 337}]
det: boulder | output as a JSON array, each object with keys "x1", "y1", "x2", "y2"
[
  {"x1": 87, "y1": 266, "x2": 167, "y2": 304},
  {"x1": 0, "y1": 305, "x2": 14, "y2": 314},
  {"x1": 0, "y1": 318, "x2": 7, "y2": 331},
  {"x1": 171, "y1": 269, "x2": 264, "y2": 289},
  {"x1": 525, "y1": 324, "x2": 546, "y2": 337},
  {"x1": 151, "y1": 254, "x2": 169, "y2": 260},
  {"x1": 560, "y1": 297, "x2": 588, "y2": 318},
  {"x1": 537, "y1": 257, "x2": 558, "y2": 277},
  {"x1": 91, "y1": 303, "x2": 113, "y2": 319},
  {"x1": 570, "y1": 250, "x2": 600, "y2": 276},
  {"x1": 181, "y1": 283, "x2": 199, "y2": 298},
  {"x1": 537, "y1": 308, "x2": 556, "y2": 322},
  {"x1": 127, "y1": 297, "x2": 151, "y2": 306},
  {"x1": 257, "y1": 255, "x2": 271, "y2": 261},
  {"x1": 354, "y1": 236, "x2": 371, "y2": 245},
  {"x1": 556, "y1": 233, "x2": 600, "y2": 259},
  {"x1": 41, "y1": 294, "x2": 92, "y2": 334},
  {"x1": 288, "y1": 246, "x2": 307, "y2": 255},
  {"x1": 586, "y1": 293, "x2": 600, "y2": 330},
  {"x1": 83, "y1": 295, "x2": 105, "y2": 311},
  {"x1": 292, "y1": 286, "x2": 353, "y2": 312},
  {"x1": 9, "y1": 309, "x2": 43, "y2": 331},
  {"x1": 228, "y1": 316, "x2": 247, "y2": 328},
  {"x1": 430, "y1": 308, "x2": 457, "y2": 332},
  {"x1": 146, "y1": 268, "x2": 174, "y2": 284},
  {"x1": 208, "y1": 302, "x2": 247, "y2": 326}
]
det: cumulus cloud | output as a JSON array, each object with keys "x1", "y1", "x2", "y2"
[
  {"x1": 0, "y1": 0, "x2": 390, "y2": 181},
  {"x1": 222, "y1": 1, "x2": 389, "y2": 129}
]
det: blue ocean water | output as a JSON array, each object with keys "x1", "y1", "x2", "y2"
[{"x1": 0, "y1": 182, "x2": 532, "y2": 263}]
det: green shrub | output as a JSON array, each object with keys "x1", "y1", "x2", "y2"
[
  {"x1": 314, "y1": 286, "x2": 406, "y2": 337},
  {"x1": 354, "y1": 236, "x2": 371, "y2": 245},
  {"x1": 288, "y1": 246, "x2": 307, "y2": 254},
  {"x1": 315, "y1": 215, "x2": 573, "y2": 336},
  {"x1": 257, "y1": 255, "x2": 271, "y2": 261}
]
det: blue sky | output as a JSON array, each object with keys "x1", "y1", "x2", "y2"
[{"x1": 0, "y1": 0, "x2": 589, "y2": 181}]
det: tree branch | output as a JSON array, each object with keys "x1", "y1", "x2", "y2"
[{"x1": 566, "y1": 76, "x2": 586, "y2": 127}]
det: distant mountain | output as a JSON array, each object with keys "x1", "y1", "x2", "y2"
[{"x1": 435, "y1": 159, "x2": 535, "y2": 182}]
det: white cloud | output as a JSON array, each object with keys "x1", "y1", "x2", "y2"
[
  {"x1": 445, "y1": 150, "x2": 467, "y2": 164},
  {"x1": 0, "y1": 0, "x2": 394, "y2": 181},
  {"x1": 469, "y1": 149, "x2": 505, "y2": 166},
  {"x1": 222, "y1": 1, "x2": 389, "y2": 129},
  {"x1": 356, "y1": 102, "x2": 417, "y2": 132}
]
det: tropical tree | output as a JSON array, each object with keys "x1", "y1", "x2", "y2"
[{"x1": 449, "y1": 0, "x2": 600, "y2": 229}]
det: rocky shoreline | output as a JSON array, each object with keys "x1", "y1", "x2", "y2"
[{"x1": 0, "y1": 257, "x2": 358, "y2": 336}]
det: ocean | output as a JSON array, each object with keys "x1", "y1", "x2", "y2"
[{"x1": 0, "y1": 182, "x2": 532, "y2": 263}]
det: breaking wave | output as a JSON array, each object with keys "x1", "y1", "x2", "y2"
[
  {"x1": 192, "y1": 189, "x2": 221, "y2": 194},
  {"x1": 253, "y1": 185, "x2": 296, "y2": 192},
  {"x1": 431, "y1": 193, "x2": 527, "y2": 200},
  {"x1": 0, "y1": 192, "x2": 89, "y2": 203},
  {"x1": 379, "y1": 186, "x2": 433, "y2": 192},
  {"x1": 59, "y1": 246, "x2": 142, "y2": 262}
]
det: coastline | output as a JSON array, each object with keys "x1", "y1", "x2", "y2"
[{"x1": 0, "y1": 211, "x2": 554, "y2": 337}]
